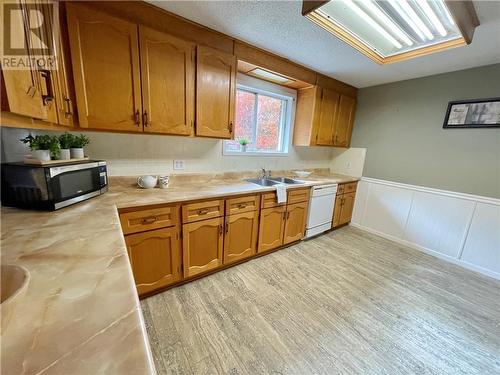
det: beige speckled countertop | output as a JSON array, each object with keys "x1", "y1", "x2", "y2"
[{"x1": 0, "y1": 170, "x2": 358, "y2": 374}]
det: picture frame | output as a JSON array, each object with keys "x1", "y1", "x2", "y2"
[{"x1": 443, "y1": 97, "x2": 500, "y2": 129}]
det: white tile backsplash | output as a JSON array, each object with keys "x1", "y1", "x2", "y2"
[{"x1": 1, "y1": 127, "x2": 357, "y2": 176}]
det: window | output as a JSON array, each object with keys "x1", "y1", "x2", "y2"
[{"x1": 223, "y1": 76, "x2": 295, "y2": 155}]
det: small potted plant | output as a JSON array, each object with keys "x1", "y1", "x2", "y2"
[
  {"x1": 239, "y1": 138, "x2": 249, "y2": 152},
  {"x1": 70, "y1": 134, "x2": 90, "y2": 159},
  {"x1": 58, "y1": 133, "x2": 74, "y2": 160},
  {"x1": 20, "y1": 134, "x2": 60, "y2": 161}
]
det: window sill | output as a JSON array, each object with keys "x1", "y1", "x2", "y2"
[{"x1": 222, "y1": 151, "x2": 289, "y2": 157}]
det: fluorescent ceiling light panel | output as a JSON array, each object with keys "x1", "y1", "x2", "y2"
[
  {"x1": 417, "y1": 0, "x2": 447, "y2": 36},
  {"x1": 303, "y1": 0, "x2": 475, "y2": 64},
  {"x1": 248, "y1": 68, "x2": 294, "y2": 84}
]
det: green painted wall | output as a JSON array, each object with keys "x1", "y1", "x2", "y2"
[{"x1": 351, "y1": 63, "x2": 500, "y2": 199}]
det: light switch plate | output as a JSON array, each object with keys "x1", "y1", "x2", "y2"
[{"x1": 173, "y1": 160, "x2": 185, "y2": 170}]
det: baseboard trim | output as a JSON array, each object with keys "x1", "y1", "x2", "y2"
[{"x1": 350, "y1": 222, "x2": 500, "y2": 281}]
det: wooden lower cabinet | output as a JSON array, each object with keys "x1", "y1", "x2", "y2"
[
  {"x1": 332, "y1": 186, "x2": 357, "y2": 228},
  {"x1": 183, "y1": 217, "x2": 224, "y2": 277},
  {"x1": 125, "y1": 227, "x2": 182, "y2": 296},
  {"x1": 339, "y1": 192, "x2": 356, "y2": 225},
  {"x1": 283, "y1": 201, "x2": 309, "y2": 245},
  {"x1": 332, "y1": 195, "x2": 343, "y2": 227},
  {"x1": 258, "y1": 205, "x2": 286, "y2": 253},
  {"x1": 223, "y1": 211, "x2": 259, "y2": 265}
]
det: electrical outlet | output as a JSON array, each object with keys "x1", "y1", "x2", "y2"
[{"x1": 173, "y1": 160, "x2": 185, "y2": 170}]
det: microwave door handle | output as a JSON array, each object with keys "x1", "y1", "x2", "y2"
[{"x1": 49, "y1": 162, "x2": 100, "y2": 178}]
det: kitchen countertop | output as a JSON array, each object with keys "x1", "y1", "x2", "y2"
[{"x1": 0, "y1": 171, "x2": 358, "y2": 374}]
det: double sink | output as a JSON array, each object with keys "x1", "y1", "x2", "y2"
[{"x1": 245, "y1": 177, "x2": 304, "y2": 186}]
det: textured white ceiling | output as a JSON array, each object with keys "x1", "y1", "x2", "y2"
[{"x1": 148, "y1": 0, "x2": 500, "y2": 88}]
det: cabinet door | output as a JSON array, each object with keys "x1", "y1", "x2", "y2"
[
  {"x1": 316, "y1": 88, "x2": 340, "y2": 146},
  {"x1": 258, "y1": 206, "x2": 286, "y2": 253},
  {"x1": 334, "y1": 95, "x2": 356, "y2": 147},
  {"x1": 66, "y1": 3, "x2": 142, "y2": 131},
  {"x1": 139, "y1": 26, "x2": 195, "y2": 135},
  {"x1": 223, "y1": 211, "x2": 259, "y2": 265},
  {"x1": 37, "y1": 0, "x2": 71, "y2": 126},
  {"x1": 125, "y1": 227, "x2": 181, "y2": 296},
  {"x1": 183, "y1": 217, "x2": 224, "y2": 277},
  {"x1": 339, "y1": 192, "x2": 356, "y2": 225},
  {"x1": 1, "y1": 0, "x2": 47, "y2": 119},
  {"x1": 332, "y1": 194, "x2": 343, "y2": 228},
  {"x1": 283, "y1": 201, "x2": 308, "y2": 245},
  {"x1": 196, "y1": 45, "x2": 236, "y2": 139}
]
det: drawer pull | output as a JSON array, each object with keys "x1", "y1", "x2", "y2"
[
  {"x1": 141, "y1": 216, "x2": 158, "y2": 224},
  {"x1": 197, "y1": 209, "x2": 209, "y2": 215},
  {"x1": 237, "y1": 204, "x2": 247, "y2": 209}
]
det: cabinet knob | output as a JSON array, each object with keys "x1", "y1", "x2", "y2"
[{"x1": 198, "y1": 209, "x2": 209, "y2": 215}]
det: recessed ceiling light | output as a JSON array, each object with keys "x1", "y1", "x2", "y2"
[
  {"x1": 247, "y1": 68, "x2": 295, "y2": 84},
  {"x1": 302, "y1": 0, "x2": 479, "y2": 64}
]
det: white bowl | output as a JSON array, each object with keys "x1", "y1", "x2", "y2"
[{"x1": 294, "y1": 170, "x2": 312, "y2": 178}]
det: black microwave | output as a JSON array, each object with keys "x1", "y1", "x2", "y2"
[{"x1": 1, "y1": 160, "x2": 108, "y2": 211}]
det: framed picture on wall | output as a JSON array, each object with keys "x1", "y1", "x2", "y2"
[{"x1": 443, "y1": 97, "x2": 500, "y2": 128}]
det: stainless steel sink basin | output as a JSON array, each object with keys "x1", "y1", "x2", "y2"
[
  {"x1": 269, "y1": 177, "x2": 304, "y2": 184},
  {"x1": 245, "y1": 178, "x2": 280, "y2": 186}
]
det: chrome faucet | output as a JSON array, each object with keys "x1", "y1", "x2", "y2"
[{"x1": 260, "y1": 168, "x2": 271, "y2": 179}]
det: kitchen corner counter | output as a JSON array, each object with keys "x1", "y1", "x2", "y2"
[{"x1": 0, "y1": 171, "x2": 358, "y2": 374}]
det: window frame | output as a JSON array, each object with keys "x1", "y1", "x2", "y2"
[{"x1": 223, "y1": 74, "x2": 296, "y2": 157}]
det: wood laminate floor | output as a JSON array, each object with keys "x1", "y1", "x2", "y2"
[{"x1": 141, "y1": 226, "x2": 500, "y2": 375}]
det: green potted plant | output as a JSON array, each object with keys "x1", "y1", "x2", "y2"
[
  {"x1": 20, "y1": 134, "x2": 60, "y2": 161},
  {"x1": 239, "y1": 138, "x2": 249, "y2": 152},
  {"x1": 58, "y1": 133, "x2": 74, "y2": 160},
  {"x1": 70, "y1": 134, "x2": 90, "y2": 159}
]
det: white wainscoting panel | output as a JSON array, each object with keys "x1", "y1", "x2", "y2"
[
  {"x1": 351, "y1": 177, "x2": 500, "y2": 280},
  {"x1": 361, "y1": 182, "x2": 413, "y2": 239},
  {"x1": 351, "y1": 179, "x2": 368, "y2": 225},
  {"x1": 461, "y1": 203, "x2": 500, "y2": 274},
  {"x1": 403, "y1": 191, "x2": 475, "y2": 258}
]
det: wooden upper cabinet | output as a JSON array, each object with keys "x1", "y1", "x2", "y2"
[
  {"x1": 125, "y1": 227, "x2": 182, "y2": 296},
  {"x1": 139, "y1": 26, "x2": 195, "y2": 136},
  {"x1": 316, "y1": 88, "x2": 340, "y2": 146},
  {"x1": 66, "y1": 3, "x2": 142, "y2": 131},
  {"x1": 183, "y1": 216, "x2": 224, "y2": 278},
  {"x1": 294, "y1": 86, "x2": 356, "y2": 148},
  {"x1": 283, "y1": 201, "x2": 308, "y2": 245},
  {"x1": 196, "y1": 45, "x2": 236, "y2": 139},
  {"x1": 1, "y1": 0, "x2": 47, "y2": 120},
  {"x1": 258, "y1": 205, "x2": 286, "y2": 253},
  {"x1": 292, "y1": 86, "x2": 320, "y2": 146},
  {"x1": 223, "y1": 210, "x2": 259, "y2": 265},
  {"x1": 334, "y1": 95, "x2": 356, "y2": 147}
]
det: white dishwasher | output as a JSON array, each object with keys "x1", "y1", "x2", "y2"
[{"x1": 305, "y1": 184, "x2": 337, "y2": 238}]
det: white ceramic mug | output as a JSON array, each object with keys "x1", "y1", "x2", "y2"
[
  {"x1": 158, "y1": 175, "x2": 169, "y2": 189},
  {"x1": 137, "y1": 175, "x2": 158, "y2": 189}
]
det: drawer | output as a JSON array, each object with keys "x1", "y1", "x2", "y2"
[
  {"x1": 120, "y1": 205, "x2": 179, "y2": 235},
  {"x1": 337, "y1": 184, "x2": 345, "y2": 195},
  {"x1": 226, "y1": 195, "x2": 260, "y2": 215},
  {"x1": 182, "y1": 199, "x2": 224, "y2": 223},
  {"x1": 287, "y1": 188, "x2": 310, "y2": 204},
  {"x1": 344, "y1": 182, "x2": 358, "y2": 194},
  {"x1": 261, "y1": 192, "x2": 285, "y2": 209}
]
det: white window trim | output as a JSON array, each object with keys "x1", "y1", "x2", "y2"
[{"x1": 223, "y1": 73, "x2": 296, "y2": 157}]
